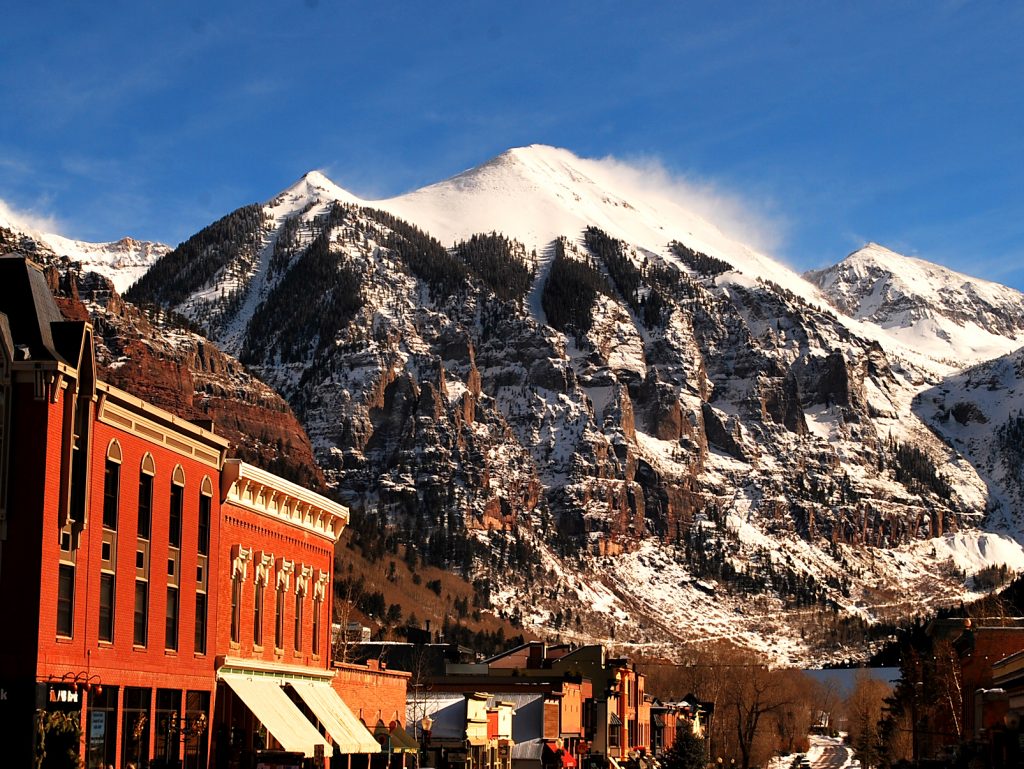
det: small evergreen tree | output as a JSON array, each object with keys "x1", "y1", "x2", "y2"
[{"x1": 660, "y1": 728, "x2": 705, "y2": 769}]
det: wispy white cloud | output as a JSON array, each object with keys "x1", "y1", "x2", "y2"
[
  {"x1": 586, "y1": 152, "x2": 791, "y2": 256},
  {"x1": 0, "y1": 198, "x2": 62, "y2": 235}
]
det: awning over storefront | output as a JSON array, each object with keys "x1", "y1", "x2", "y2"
[
  {"x1": 220, "y1": 673, "x2": 330, "y2": 758},
  {"x1": 288, "y1": 679, "x2": 381, "y2": 754},
  {"x1": 608, "y1": 713, "x2": 622, "y2": 726},
  {"x1": 389, "y1": 724, "x2": 420, "y2": 753}
]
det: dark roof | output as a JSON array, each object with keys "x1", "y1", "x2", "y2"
[
  {"x1": 0, "y1": 255, "x2": 69, "y2": 364},
  {"x1": 0, "y1": 313, "x2": 13, "y2": 363},
  {"x1": 51, "y1": 321, "x2": 92, "y2": 370}
]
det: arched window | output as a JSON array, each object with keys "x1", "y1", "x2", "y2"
[
  {"x1": 169, "y1": 465, "x2": 185, "y2": 549},
  {"x1": 138, "y1": 453, "x2": 155, "y2": 540},
  {"x1": 102, "y1": 440, "x2": 122, "y2": 531}
]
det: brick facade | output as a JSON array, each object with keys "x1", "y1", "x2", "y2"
[
  {"x1": 0, "y1": 256, "x2": 403, "y2": 769},
  {"x1": 332, "y1": 660, "x2": 411, "y2": 728}
]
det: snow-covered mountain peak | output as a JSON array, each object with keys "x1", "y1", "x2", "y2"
[
  {"x1": 0, "y1": 203, "x2": 169, "y2": 293},
  {"x1": 272, "y1": 170, "x2": 359, "y2": 213},
  {"x1": 378, "y1": 145, "x2": 822, "y2": 302},
  {"x1": 805, "y1": 242, "x2": 1024, "y2": 366}
]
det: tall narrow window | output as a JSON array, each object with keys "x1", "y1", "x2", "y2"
[
  {"x1": 169, "y1": 467, "x2": 184, "y2": 549},
  {"x1": 134, "y1": 580, "x2": 148, "y2": 646},
  {"x1": 165, "y1": 586, "x2": 178, "y2": 651},
  {"x1": 138, "y1": 455, "x2": 155, "y2": 539},
  {"x1": 275, "y1": 585, "x2": 285, "y2": 649},
  {"x1": 254, "y1": 581, "x2": 264, "y2": 646},
  {"x1": 57, "y1": 563, "x2": 75, "y2": 637},
  {"x1": 102, "y1": 441, "x2": 121, "y2": 530},
  {"x1": 312, "y1": 595, "x2": 321, "y2": 656},
  {"x1": 99, "y1": 572, "x2": 115, "y2": 642},
  {"x1": 197, "y1": 479, "x2": 212, "y2": 556},
  {"x1": 68, "y1": 386, "x2": 92, "y2": 524},
  {"x1": 294, "y1": 589, "x2": 304, "y2": 652},
  {"x1": 230, "y1": 575, "x2": 241, "y2": 644},
  {"x1": 194, "y1": 592, "x2": 207, "y2": 654}
]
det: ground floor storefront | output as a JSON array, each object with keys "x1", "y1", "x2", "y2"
[
  {"x1": 22, "y1": 676, "x2": 213, "y2": 769},
  {"x1": 15, "y1": 663, "x2": 387, "y2": 769}
]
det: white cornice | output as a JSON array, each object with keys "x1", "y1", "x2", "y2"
[
  {"x1": 217, "y1": 655, "x2": 333, "y2": 681},
  {"x1": 221, "y1": 459, "x2": 348, "y2": 542},
  {"x1": 96, "y1": 381, "x2": 228, "y2": 467}
]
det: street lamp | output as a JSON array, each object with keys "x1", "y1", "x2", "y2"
[{"x1": 420, "y1": 714, "x2": 433, "y2": 766}]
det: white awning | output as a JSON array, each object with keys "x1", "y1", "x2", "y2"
[
  {"x1": 220, "y1": 672, "x2": 331, "y2": 758},
  {"x1": 288, "y1": 679, "x2": 381, "y2": 754}
]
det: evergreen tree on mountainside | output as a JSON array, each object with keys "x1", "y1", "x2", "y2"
[
  {"x1": 541, "y1": 238, "x2": 608, "y2": 336},
  {"x1": 584, "y1": 226, "x2": 670, "y2": 328},
  {"x1": 585, "y1": 226, "x2": 642, "y2": 312},
  {"x1": 127, "y1": 203, "x2": 269, "y2": 309},
  {"x1": 361, "y1": 207, "x2": 468, "y2": 300},
  {"x1": 890, "y1": 439, "x2": 953, "y2": 499},
  {"x1": 455, "y1": 232, "x2": 534, "y2": 304},
  {"x1": 241, "y1": 209, "x2": 363, "y2": 365},
  {"x1": 669, "y1": 240, "x2": 733, "y2": 277}
]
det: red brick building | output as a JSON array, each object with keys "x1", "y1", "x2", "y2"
[
  {"x1": 0, "y1": 255, "x2": 385, "y2": 768},
  {"x1": 920, "y1": 618, "x2": 1024, "y2": 762}
]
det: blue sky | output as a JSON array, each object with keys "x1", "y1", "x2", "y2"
[{"x1": 2, "y1": 1, "x2": 1023, "y2": 289}]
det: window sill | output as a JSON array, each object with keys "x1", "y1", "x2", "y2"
[
  {"x1": 253, "y1": 644, "x2": 264, "y2": 653},
  {"x1": 55, "y1": 635, "x2": 73, "y2": 644}
]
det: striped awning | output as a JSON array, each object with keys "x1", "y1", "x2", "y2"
[
  {"x1": 220, "y1": 673, "x2": 330, "y2": 758},
  {"x1": 287, "y1": 679, "x2": 381, "y2": 754}
]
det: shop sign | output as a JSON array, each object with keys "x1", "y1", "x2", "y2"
[{"x1": 46, "y1": 684, "x2": 80, "y2": 711}]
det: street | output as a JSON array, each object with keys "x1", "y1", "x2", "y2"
[{"x1": 805, "y1": 735, "x2": 858, "y2": 769}]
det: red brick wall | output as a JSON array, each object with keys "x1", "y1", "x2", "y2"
[
  {"x1": 35, "y1": 415, "x2": 219, "y2": 690},
  {"x1": 331, "y1": 661, "x2": 410, "y2": 727},
  {"x1": 216, "y1": 503, "x2": 335, "y2": 668}
]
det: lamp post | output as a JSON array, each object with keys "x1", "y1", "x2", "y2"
[{"x1": 420, "y1": 714, "x2": 433, "y2": 768}]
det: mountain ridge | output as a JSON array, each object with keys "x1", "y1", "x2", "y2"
[{"x1": 18, "y1": 145, "x2": 1024, "y2": 664}]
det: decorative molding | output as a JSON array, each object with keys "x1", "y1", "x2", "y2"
[
  {"x1": 254, "y1": 551, "x2": 274, "y2": 586},
  {"x1": 231, "y1": 544, "x2": 252, "y2": 580},
  {"x1": 312, "y1": 569, "x2": 330, "y2": 601},
  {"x1": 275, "y1": 557, "x2": 294, "y2": 590},
  {"x1": 97, "y1": 386, "x2": 227, "y2": 468},
  {"x1": 296, "y1": 564, "x2": 313, "y2": 595},
  {"x1": 221, "y1": 459, "x2": 348, "y2": 542}
]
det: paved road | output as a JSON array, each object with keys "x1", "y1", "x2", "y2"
[{"x1": 806, "y1": 735, "x2": 858, "y2": 769}]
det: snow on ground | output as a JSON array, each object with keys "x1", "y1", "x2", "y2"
[{"x1": 906, "y1": 532, "x2": 1024, "y2": 580}]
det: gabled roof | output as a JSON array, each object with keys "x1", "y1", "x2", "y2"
[{"x1": 0, "y1": 255, "x2": 69, "y2": 364}]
